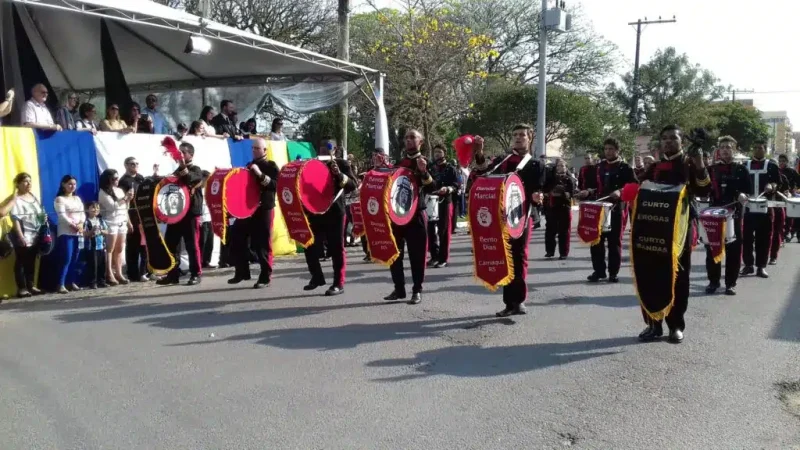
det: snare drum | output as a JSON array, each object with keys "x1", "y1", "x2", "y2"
[
  {"x1": 698, "y1": 207, "x2": 736, "y2": 244},
  {"x1": 426, "y1": 194, "x2": 440, "y2": 221},
  {"x1": 580, "y1": 201, "x2": 613, "y2": 233},
  {"x1": 746, "y1": 197, "x2": 768, "y2": 214},
  {"x1": 785, "y1": 197, "x2": 800, "y2": 218},
  {"x1": 696, "y1": 198, "x2": 710, "y2": 211}
]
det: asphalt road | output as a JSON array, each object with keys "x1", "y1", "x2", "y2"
[{"x1": 1, "y1": 225, "x2": 799, "y2": 450}]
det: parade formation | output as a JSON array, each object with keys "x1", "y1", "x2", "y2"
[{"x1": 113, "y1": 122, "x2": 800, "y2": 347}]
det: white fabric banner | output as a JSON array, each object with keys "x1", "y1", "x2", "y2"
[{"x1": 93, "y1": 132, "x2": 234, "y2": 273}]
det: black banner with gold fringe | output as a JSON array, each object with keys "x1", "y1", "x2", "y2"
[{"x1": 135, "y1": 178, "x2": 175, "y2": 274}]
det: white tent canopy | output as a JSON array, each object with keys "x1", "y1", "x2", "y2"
[{"x1": 11, "y1": 0, "x2": 379, "y2": 92}]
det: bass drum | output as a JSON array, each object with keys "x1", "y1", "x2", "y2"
[
  {"x1": 154, "y1": 176, "x2": 190, "y2": 224},
  {"x1": 387, "y1": 167, "x2": 420, "y2": 226},
  {"x1": 468, "y1": 173, "x2": 527, "y2": 239}
]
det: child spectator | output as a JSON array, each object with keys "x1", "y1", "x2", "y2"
[{"x1": 83, "y1": 201, "x2": 108, "y2": 289}]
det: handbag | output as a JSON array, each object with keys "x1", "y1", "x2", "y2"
[{"x1": 37, "y1": 222, "x2": 55, "y2": 256}]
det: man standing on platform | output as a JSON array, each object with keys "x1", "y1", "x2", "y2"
[
  {"x1": 580, "y1": 138, "x2": 636, "y2": 283},
  {"x1": 302, "y1": 138, "x2": 357, "y2": 296},
  {"x1": 427, "y1": 144, "x2": 460, "y2": 268},
  {"x1": 704, "y1": 136, "x2": 750, "y2": 296},
  {"x1": 157, "y1": 143, "x2": 204, "y2": 286},
  {"x1": 383, "y1": 130, "x2": 438, "y2": 305},
  {"x1": 741, "y1": 140, "x2": 781, "y2": 278},
  {"x1": 228, "y1": 138, "x2": 280, "y2": 289}
]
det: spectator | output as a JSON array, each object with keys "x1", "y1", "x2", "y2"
[
  {"x1": 199, "y1": 106, "x2": 229, "y2": 138},
  {"x1": 82, "y1": 201, "x2": 108, "y2": 289},
  {"x1": 98, "y1": 104, "x2": 129, "y2": 132},
  {"x1": 141, "y1": 94, "x2": 172, "y2": 135},
  {"x1": 0, "y1": 89, "x2": 13, "y2": 125},
  {"x1": 56, "y1": 91, "x2": 79, "y2": 130},
  {"x1": 74, "y1": 103, "x2": 98, "y2": 134},
  {"x1": 98, "y1": 169, "x2": 132, "y2": 285},
  {"x1": 127, "y1": 102, "x2": 153, "y2": 134},
  {"x1": 241, "y1": 118, "x2": 257, "y2": 137},
  {"x1": 54, "y1": 175, "x2": 84, "y2": 294},
  {"x1": 9, "y1": 172, "x2": 45, "y2": 298},
  {"x1": 174, "y1": 122, "x2": 188, "y2": 141},
  {"x1": 188, "y1": 120, "x2": 204, "y2": 136},
  {"x1": 23, "y1": 84, "x2": 61, "y2": 131},
  {"x1": 269, "y1": 117, "x2": 284, "y2": 141},
  {"x1": 118, "y1": 157, "x2": 149, "y2": 282},
  {"x1": 211, "y1": 100, "x2": 241, "y2": 139}
]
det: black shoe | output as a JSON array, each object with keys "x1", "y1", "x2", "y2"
[
  {"x1": 668, "y1": 329, "x2": 684, "y2": 343},
  {"x1": 88, "y1": 284, "x2": 97, "y2": 290},
  {"x1": 434, "y1": 261, "x2": 448, "y2": 268},
  {"x1": 638, "y1": 325, "x2": 664, "y2": 342},
  {"x1": 740, "y1": 266, "x2": 755, "y2": 276},
  {"x1": 362, "y1": 256, "x2": 371, "y2": 262},
  {"x1": 724, "y1": 287, "x2": 736, "y2": 296},
  {"x1": 558, "y1": 255, "x2": 567, "y2": 260},
  {"x1": 768, "y1": 258, "x2": 777, "y2": 265},
  {"x1": 253, "y1": 280, "x2": 270, "y2": 289},
  {"x1": 756, "y1": 268, "x2": 769, "y2": 278},
  {"x1": 202, "y1": 264, "x2": 218, "y2": 270},
  {"x1": 426, "y1": 259, "x2": 437, "y2": 267},
  {"x1": 544, "y1": 253, "x2": 554, "y2": 258},
  {"x1": 228, "y1": 276, "x2": 251, "y2": 285},
  {"x1": 304, "y1": 280, "x2": 325, "y2": 291},
  {"x1": 495, "y1": 304, "x2": 527, "y2": 317},
  {"x1": 407, "y1": 292, "x2": 422, "y2": 305},
  {"x1": 608, "y1": 275, "x2": 619, "y2": 283},
  {"x1": 156, "y1": 278, "x2": 180, "y2": 286},
  {"x1": 587, "y1": 272, "x2": 607, "y2": 282},
  {"x1": 384, "y1": 291, "x2": 406, "y2": 301},
  {"x1": 325, "y1": 286, "x2": 344, "y2": 296},
  {"x1": 705, "y1": 283, "x2": 720, "y2": 294},
  {"x1": 187, "y1": 276, "x2": 201, "y2": 286}
]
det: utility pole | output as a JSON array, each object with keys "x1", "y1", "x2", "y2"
[
  {"x1": 729, "y1": 88, "x2": 754, "y2": 102},
  {"x1": 628, "y1": 16, "x2": 676, "y2": 130},
  {"x1": 535, "y1": 0, "x2": 571, "y2": 159},
  {"x1": 337, "y1": 0, "x2": 350, "y2": 157}
]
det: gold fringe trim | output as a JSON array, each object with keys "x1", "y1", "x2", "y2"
[
  {"x1": 713, "y1": 220, "x2": 726, "y2": 264},
  {"x1": 470, "y1": 180, "x2": 514, "y2": 291},
  {"x1": 368, "y1": 173, "x2": 400, "y2": 267},
  {"x1": 148, "y1": 181, "x2": 177, "y2": 275},
  {"x1": 294, "y1": 163, "x2": 315, "y2": 249}
]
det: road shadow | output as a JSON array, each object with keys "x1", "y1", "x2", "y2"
[
  {"x1": 539, "y1": 294, "x2": 639, "y2": 309},
  {"x1": 366, "y1": 336, "x2": 640, "y2": 381},
  {"x1": 771, "y1": 269, "x2": 800, "y2": 342}
]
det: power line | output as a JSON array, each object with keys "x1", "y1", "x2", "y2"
[{"x1": 627, "y1": 16, "x2": 677, "y2": 131}]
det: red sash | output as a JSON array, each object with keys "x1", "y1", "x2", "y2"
[
  {"x1": 700, "y1": 214, "x2": 726, "y2": 263},
  {"x1": 468, "y1": 176, "x2": 514, "y2": 290},
  {"x1": 360, "y1": 170, "x2": 400, "y2": 265},
  {"x1": 351, "y1": 203, "x2": 365, "y2": 238},
  {"x1": 577, "y1": 202, "x2": 606, "y2": 245}
]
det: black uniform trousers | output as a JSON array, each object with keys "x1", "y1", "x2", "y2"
[
  {"x1": 641, "y1": 230, "x2": 692, "y2": 331},
  {"x1": 544, "y1": 206, "x2": 572, "y2": 257},
  {"x1": 232, "y1": 208, "x2": 274, "y2": 283},
  {"x1": 503, "y1": 223, "x2": 532, "y2": 308},
  {"x1": 743, "y1": 211, "x2": 774, "y2": 269},
  {"x1": 705, "y1": 216, "x2": 742, "y2": 288},
  {"x1": 590, "y1": 206, "x2": 625, "y2": 277},
  {"x1": 427, "y1": 200, "x2": 454, "y2": 264},
  {"x1": 304, "y1": 209, "x2": 347, "y2": 287},
  {"x1": 361, "y1": 235, "x2": 370, "y2": 258},
  {"x1": 84, "y1": 249, "x2": 107, "y2": 287},
  {"x1": 165, "y1": 214, "x2": 202, "y2": 280},
  {"x1": 390, "y1": 212, "x2": 428, "y2": 295},
  {"x1": 200, "y1": 221, "x2": 214, "y2": 266},
  {"x1": 770, "y1": 207, "x2": 785, "y2": 260},
  {"x1": 125, "y1": 227, "x2": 148, "y2": 280}
]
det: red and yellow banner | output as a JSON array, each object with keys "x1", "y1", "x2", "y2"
[
  {"x1": 468, "y1": 176, "x2": 513, "y2": 290},
  {"x1": 700, "y1": 215, "x2": 726, "y2": 263},
  {"x1": 205, "y1": 169, "x2": 233, "y2": 243},
  {"x1": 351, "y1": 203, "x2": 365, "y2": 238},
  {"x1": 577, "y1": 202, "x2": 607, "y2": 245},
  {"x1": 276, "y1": 161, "x2": 315, "y2": 248},
  {"x1": 360, "y1": 170, "x2": 400, "y2": 265}
]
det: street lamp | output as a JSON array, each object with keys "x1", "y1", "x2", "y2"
[{"x1": 535, "y1": 1, "x2": 572, "y2": 159}]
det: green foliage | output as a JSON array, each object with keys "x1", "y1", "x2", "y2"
[
  {"x1": 709, "y1": 102, "x2": 770, "y2": 153},
  {"x1": 298, "y1": 111, "x2": 366, "y2": 159}
]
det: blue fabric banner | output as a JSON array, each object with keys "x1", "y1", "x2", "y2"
[{"x1": 228, "y1": 138, "x2": 254, "y2": 168}]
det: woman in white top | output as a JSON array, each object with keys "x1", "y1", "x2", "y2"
[
  {"x1": 8, "y1": 172, "x2": 45, "y2": 297},
  {"x1": 54, "y1": 175, "x2": 84, "y2": 294},
  {"x1": 98, "y1": 169, "x2": 133, "y2": 285},
  {"x1": 199, "y1": 106, "x2": 229, "y2": 139}
]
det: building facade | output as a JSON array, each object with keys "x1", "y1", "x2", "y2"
[{"x1": 761, "y1": 111, "x2": 794, "y2": 156}]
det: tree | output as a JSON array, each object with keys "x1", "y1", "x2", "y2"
[
  {"x1": 298, "y1": 110, "x2": 365, "y2": 158},
  {"x1": 607, "y1": 47, "x2": 726, "y2": 133},
  {"x1": 458, "y1": 81, "x2": 633, "y2": 158},
  {"x1": 351, "y1": 2, "x2": 497, "y2": 155},
  {"x1": 446, "y1": 0, "x2": 619, "y2": 88},
  {"x1": 709, "y1": 102, "x2": 770, "y2": 153}
]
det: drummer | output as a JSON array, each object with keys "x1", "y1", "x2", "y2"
[
  {"x1": 635, "y1": 125, "x2": 710, "y2": 343},
  {"x1": 469, "y1": 124, "x2": 546, "y2": 317},
  {"x1": 704, "y1": 136, "x2": 750, "y2": 296},
  {"x1": 543, "y1": 158, "x2": 575, "y2": 259},
  {"x1": 156, "y1": 142, "x2": 205, "y2": 286},
  {"x1": 227, "y1": 137, "x2": 280, "y2": 289},
  {"x1": 777, "y1": 154, "x2": 800, "y2": 242},
  {"x1": 427, "y1": 144, "x2": 460, "y2": 268},
  {"x1": 578, "y1": 138, "x2": 636, "y2": 283},
  {"x1": 302, "y1": 137, "x2": 357, "y2": 296},
  {"x1": 741, "y1": 140, "x2": 781, "y2": 278},
  {"x1": 383, "y1": 129, "x2": 438, "y2": 305}
]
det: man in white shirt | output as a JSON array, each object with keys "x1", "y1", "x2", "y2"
[{"x1": 23, "y1": 84, "x2": 61, "y2": 131}]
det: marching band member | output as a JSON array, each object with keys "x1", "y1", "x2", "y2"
[
  {"x1": 741, "y1": 140, "x2": 781, "y2": 278},
  {"x1": 578, "y1": 153, "x2": 598, "y2": 197},
  {"x1": 636, "y1": 125, "x2": 710, "y2": 343},
  {"x1": 543, "y1": 158, "x2": 575, "y2": 259},
  {"x1": 227, "y1": 138, "x2": 280, "y2": 289},
  {"x1": 776, "y1": 154, "x2": 799, "y2": 247},
  {"x1": 704, "y1": 136, "x2": 750, "y2": 296},
  {"x1": 156, "y1": 142, "x2": 205, "y2": 286},
  {"x1": 427, "y1": 144, "x2": 460, "y2": 268},
  {"x1": 303, "y1": 138, "x2": 357, "y2": 296},
  {"x1": 580, "y1": 138, "x2": 635, "y2": 283},
  {"x1": 633, "y1": 155, "x2": 647, "y2": 181},
  {"x1": 384, "y1": 130, "x2": 438, "y2": 305},
  {"x1": 470, "y1": 124, "x2": 546, "y2": 317}
]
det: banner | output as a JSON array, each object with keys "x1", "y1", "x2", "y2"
[
  {"x1": 351, "y1": 203, "x2": 365, "y2": 238},
  {"x1": 699, "y1": 208, "x2": 731, "y2": 264},
  {"x1": 205, "y1": 169, "x2": 230, "y2": 242},
  {"x1": 276, "y1": 161, "x2": 314, "y2": 247},
  {"x1": 134, "y1": 177, "x2": 174, "y2": 274},
  {"x1": 630, "y1": 183, "x2": 690, "y2": 321},
  {"x1": 577, "y1": 202, "x2": 607, "y2": 245},
  {"x1": 468, "y1": 176, "x2": 513, "y2": 291},
  {"x1": 360, "y1": 170, "x2": 399, "y2": 265}
]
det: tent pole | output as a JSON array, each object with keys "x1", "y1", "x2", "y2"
[{"x1": 337, "y1": 0, "x2": 350, "y2": 158}]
